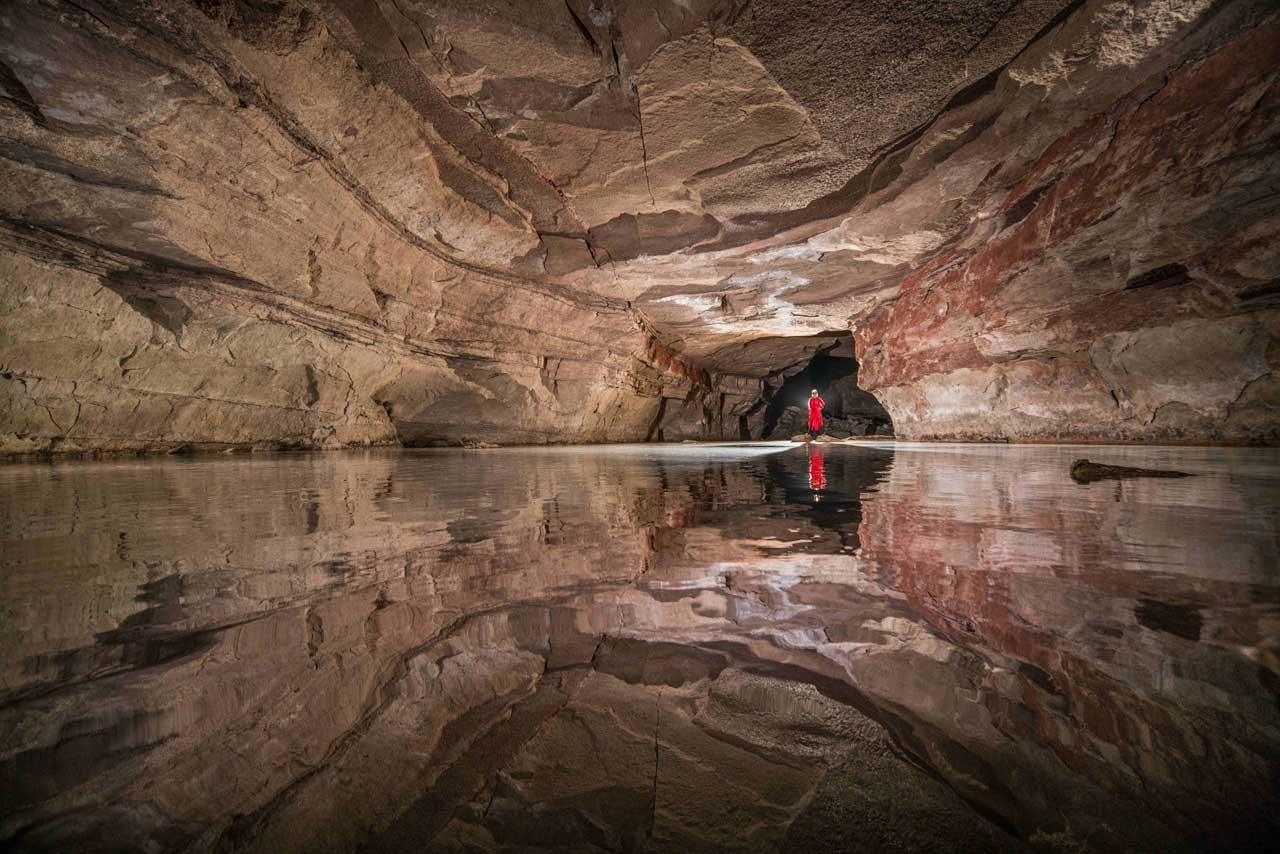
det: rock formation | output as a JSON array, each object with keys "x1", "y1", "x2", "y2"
[
  {"x1": 1, "y1": 0, "x2": 1278, "y2": 451},
  {"x1": 1069, "y1": 457, "x2": 1191, "y2": 483}
]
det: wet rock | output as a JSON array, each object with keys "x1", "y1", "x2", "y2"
[{"x1": 1069, "y1": 459, "x2": 1192, "y2": 484}]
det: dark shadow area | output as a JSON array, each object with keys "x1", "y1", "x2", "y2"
[{"x1": 762, "y1": 350, "x2": 893, "y2": 439}]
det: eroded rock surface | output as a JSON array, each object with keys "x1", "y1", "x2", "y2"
[{"x1": 1, "y1": 0, "x2": 1278, "y2": 450}]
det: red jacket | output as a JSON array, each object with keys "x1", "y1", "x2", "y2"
[{"x1": 807, "y1": 396, "x2": 825, "y2": 431}]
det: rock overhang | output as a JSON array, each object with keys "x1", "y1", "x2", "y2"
[{"x1": 0, "y1": 0, "x2": 1277, "y2": 451}]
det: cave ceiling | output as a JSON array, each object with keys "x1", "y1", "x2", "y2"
[
  {"x1": 2, "y1": 0, "x2": 1277, "y2": 450},
  {"x1": 207, "y1": 0, "x2": 1084, "y2": 375}
]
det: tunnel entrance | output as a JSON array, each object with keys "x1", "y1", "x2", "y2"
[{"x1": 761, "y1": 349, "x2": 892, "y2": 439}]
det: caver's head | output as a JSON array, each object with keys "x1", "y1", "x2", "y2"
[{"x1": 810, "y1": 389, "x2": 818, "y2": 397}]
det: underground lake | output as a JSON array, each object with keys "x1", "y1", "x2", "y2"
[{"x1": 1, "y1": 442, "x2": 1277, "y2": 852}]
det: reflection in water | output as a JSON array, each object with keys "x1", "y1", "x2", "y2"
[
  {"x1": 1, "y1": 443, "x2": 1278, "y2": 853},
  {"x1": 807, "y1": 445, "x2": 826, "y2": 493}
]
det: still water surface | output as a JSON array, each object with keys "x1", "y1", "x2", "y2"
[{"x1": 1, "y1": 442, "x2": 1278, "y2": 852}]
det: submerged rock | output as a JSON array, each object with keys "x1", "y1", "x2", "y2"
[{"x1": 1070, "y1": 459, "x2": 1192, "y2": 484}]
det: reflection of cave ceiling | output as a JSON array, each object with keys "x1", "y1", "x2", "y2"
[{"x1": 4, "y1": 444, "x2": 1278, "y2": 850}]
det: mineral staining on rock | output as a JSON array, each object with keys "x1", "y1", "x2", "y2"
[{"x1": 1, "y1": 0, "x2": 1278, "y2": 452}]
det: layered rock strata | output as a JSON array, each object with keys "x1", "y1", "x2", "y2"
[
  {"x1": 1, "y1": 0, "x2": 1278, "y2": 450},
  {"x1": 851, "y1": 9, "x2": 1280, "y2": 442},
  {"x1": 0, "y1": 0, "x2": 762, "y2": 453}
]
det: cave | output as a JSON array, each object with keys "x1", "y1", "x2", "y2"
[
  {"x1": 760, "y1": 342, "x2": 893, "y2": 439},
  {"x1": 2, "y1": 1, "x2": 1279, "y2": 852},
  {"x1": 2, "y1": 0, "x2": 1276, "y2": 453}
]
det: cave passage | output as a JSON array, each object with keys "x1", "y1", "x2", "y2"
[
  {"x1": 2, "y1": 0, "x2": 1280, "y2": 851},
  {"x1": 761, "y1": 349, "x2": 893, "y2": 439}
]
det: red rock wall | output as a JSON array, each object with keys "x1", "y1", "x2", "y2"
[{"x1": 853, "y1": 19, "x2": 1280, "y2": 444}]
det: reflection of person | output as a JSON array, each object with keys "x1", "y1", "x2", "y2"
[
  {"x1": 808, "y1": 444, "x2": 826, "y2": 492},
  {"x1": 807, "y1": 389, "x2": 825, "y2": 438}
]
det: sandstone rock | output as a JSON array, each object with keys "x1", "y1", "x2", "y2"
[{"x1": 0, "y1": 0, "x2": 1277, "y2": 451}]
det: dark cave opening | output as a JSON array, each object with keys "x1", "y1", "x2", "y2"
[{"x1": 761, "y1": 350, "x2": 893, "y2": 439}]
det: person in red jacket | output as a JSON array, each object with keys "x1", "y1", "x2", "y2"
[{"x1": 807, "y1": 389, "x2": 825, "y2": 439}]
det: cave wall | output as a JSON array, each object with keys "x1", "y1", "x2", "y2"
[
  {"x1": 0, "y1": 0, "x2": 753, "y2": 453},
  {"x1": 851, "y1": 6, "x2": 1280, "y2": 443},
  {"x1": 0, "y1": 226, "x2": 683, "y2": 451},
  {"x1": 1, "y1": 0, "x2": 1277, "y2": 452}
]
